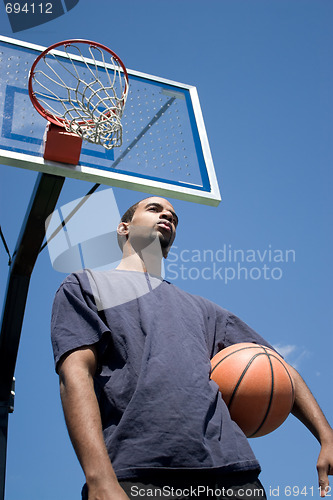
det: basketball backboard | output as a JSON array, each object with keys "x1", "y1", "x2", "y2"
[{"x1": 0, "y1": 35, "x2": 221, "y2": 206}]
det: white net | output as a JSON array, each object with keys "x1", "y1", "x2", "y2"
[{"x1": 30, "y1": 42, "x2": 128, "y2": 149}]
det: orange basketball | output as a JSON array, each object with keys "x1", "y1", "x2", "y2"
[{"x1": 210, "y1": 343, "x2": 295, "y2": 438}]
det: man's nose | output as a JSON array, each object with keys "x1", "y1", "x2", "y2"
[{"x1": 160, "y1": 210, "x2": 173, "y2": 222}]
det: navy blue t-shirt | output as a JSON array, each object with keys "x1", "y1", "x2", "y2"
[{"x1": 51, "y1": 269, "x2": 275, "y2": 480}]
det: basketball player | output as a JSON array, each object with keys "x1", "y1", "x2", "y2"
[{"x1": 51, "y1": 197, "x2": 333, "y2": 500}]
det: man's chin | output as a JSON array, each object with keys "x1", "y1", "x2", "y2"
[
  {"x1": 158, "y1": 235, "x2": 175, "y2": 259},
  {"x1": 158, "y1": 232, "x2": 172, "y2": 249}
]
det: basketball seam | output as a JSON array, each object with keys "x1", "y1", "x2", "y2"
[
  {"x1": 210, "y1": 345, "x2": 261, "y2": 375},
  {"x1": 228, "y1": 353, "x2": 261, "y2": 411},
  {"x1": 248, "y1": 347, "x2": 274, "y2": 437},
  {"x1": 268, "y1": 355, "x2": 295, "y2": 413}
]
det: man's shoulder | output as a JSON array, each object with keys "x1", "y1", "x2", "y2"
[
  {"x1": 54, "y1": 269, "x2": 106, "y2": 303},
  {"x1": 56, "y1": 270, "x2": 89, "y2": 291}
]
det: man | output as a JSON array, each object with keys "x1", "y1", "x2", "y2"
[{"x1": 51, "y1": 196, "x2": 333, "y2": 500}]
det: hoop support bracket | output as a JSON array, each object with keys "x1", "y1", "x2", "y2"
[{"x1": 43, "y1": 123, "x2": 83, "y2": 165}]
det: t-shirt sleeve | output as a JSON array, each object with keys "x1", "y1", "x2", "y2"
[
  {"x1": 51, "y1": 273, "x2": 110, "y2": 372},
  {"x1": 214, "y1": 307, "x2": 276, "y2": 355}
]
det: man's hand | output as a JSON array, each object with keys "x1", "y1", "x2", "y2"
[{"x1": 316, "y1": 432, "x2": 333, "y2": 497}]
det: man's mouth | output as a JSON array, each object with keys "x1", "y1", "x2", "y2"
[{"x1": 157, "y1": 220, "x2": 172, "y2": 232}]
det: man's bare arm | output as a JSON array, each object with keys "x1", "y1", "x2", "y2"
[
  {"x1": 289, "y1": 365, "x2": 333, "y2": 497},
  {"x1": 58, "y1": 346, "x2": 130, "y2": 500}
]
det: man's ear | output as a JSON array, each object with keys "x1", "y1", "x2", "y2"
[
  {"x1": 117, "y1": 222, "x2": 130, "y2": 251},
  {"x1": 117, "y1": 222, "x2": 129, "y2": 237}
]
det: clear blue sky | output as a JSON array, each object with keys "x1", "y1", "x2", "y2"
[{"x1": 0, "y1": 1, "x2": 332, "y2": 499}]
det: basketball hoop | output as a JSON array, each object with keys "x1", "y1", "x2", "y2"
[{"x1": 28, "y1": 39, "x2": 129, "y2": 163}]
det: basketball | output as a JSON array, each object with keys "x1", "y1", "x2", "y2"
[{"x1": 210, "y1": 343, "x2": 295, "y2": 438}]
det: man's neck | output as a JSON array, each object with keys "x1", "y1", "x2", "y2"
[{"x1": 116, "y1": 240, "x2": 163, "y2": 276}]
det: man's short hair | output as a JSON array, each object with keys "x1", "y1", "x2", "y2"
[{"x1": 120, "y1": 200, "x2": 141, "y2": 224}]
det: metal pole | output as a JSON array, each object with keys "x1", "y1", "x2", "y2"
[
  {"x1": 0, "y1": 405, "x2": 8, "y2": 499},
  {"x1": 0, "y1": 173, "x2": 64, "y2": 499}
]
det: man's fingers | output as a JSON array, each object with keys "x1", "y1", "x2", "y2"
[{"x1": 317, "y1": 462, "x2": 330, "y2": 497}]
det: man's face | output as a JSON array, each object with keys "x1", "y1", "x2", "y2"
[{"x1": 126, "y1": 197, "x2": 178, "y2": 257}]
